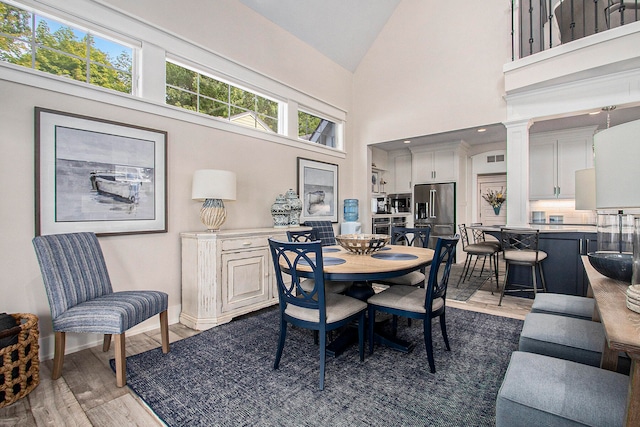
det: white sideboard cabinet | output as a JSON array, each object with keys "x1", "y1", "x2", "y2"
[{"x1": 180, "y1": 228, "x2": 289, "y2": 330}]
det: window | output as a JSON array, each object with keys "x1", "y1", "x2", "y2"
[
  {"x1": 0, "y1": 1, "x2": 134, "y2": 94},
  {"x1": 166, "y1": 60, "x2": 279, "y2": 133},
  {"x1": 298, "y1": 110, "x2": 337, "y2": 148}
]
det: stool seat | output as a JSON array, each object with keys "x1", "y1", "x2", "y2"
[
  {"x1": 497, "y1": 351, "x2": 628, "y2": 427},
  {"x1": 531, "y1": 293, "x2": 595, "y2": 320},
  {"x1": 503, "y1": 249, "x2": 547, "y2": 264},
  {"x1": 519, "y1": 313, "x2": 604, "y2": 367}
]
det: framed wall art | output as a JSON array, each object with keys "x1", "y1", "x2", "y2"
[
  {"x1": 35, "y1": 107, "x2": 167, "y2": 236},
  {"x1": 297, "y1": 157, "x2": 338, "y2": 223}
]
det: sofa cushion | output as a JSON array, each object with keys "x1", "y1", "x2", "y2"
[{"x1": 531, "y1": 293, "x2": 595, "y2": 320}]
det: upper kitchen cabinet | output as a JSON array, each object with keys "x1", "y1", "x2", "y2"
[
  {"x1": 411, "y1": 143, "x2": 467, "y2": 184},
  {"x1": 529, "y1": 126, "x2": 596, "y2": 199},
  {"x1": 387, "y1": 150, "x2": 412, "y2": 193}
]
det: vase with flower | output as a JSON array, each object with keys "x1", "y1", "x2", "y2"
[{"x1": 482, "y1": 187, "x2": 506, "y2": 215}]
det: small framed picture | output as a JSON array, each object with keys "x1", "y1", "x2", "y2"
[
  {"x1": 297, "y1": 157, "x2": 338, "y2": 223},
  {"x1": 372, "y1": 171, "x2": 379, "y2": 194},
  {"x1": 35, "y1": 107, "x2": 167, "y2": 236}
]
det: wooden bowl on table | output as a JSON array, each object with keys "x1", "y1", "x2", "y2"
[{"x1": 335, "y1": 234, "x2": 390, "y2": 255}]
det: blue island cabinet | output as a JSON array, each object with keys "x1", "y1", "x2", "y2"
[{"x1": 507, "y1": 232, "x2": 597, "y2": 297}]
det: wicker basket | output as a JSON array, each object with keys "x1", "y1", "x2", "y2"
[
  {"x1": 336, "y1": 233, "x2": 390, "y2": 255},
  {"x1": 0, "y1": 313, "x2": 40, "y2": 408}
]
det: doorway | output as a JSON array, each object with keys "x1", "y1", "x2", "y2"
[{"x1": 478, "y1": 174, "x2": 507, "y2": 226}]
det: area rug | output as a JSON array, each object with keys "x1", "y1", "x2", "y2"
[{"x1": 112, "y1": 307, "x2": 522, "y2": 427}]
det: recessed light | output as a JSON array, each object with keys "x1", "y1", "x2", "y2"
[
  {"x1": 589, "y1": 111, "x2": 601, "y2": 115},
  {"x1": 404, "y1": 140, "x2": 411, "y2": 144},
  {"x1": 477, "y1": 128, "x2": 487, "y2": 133}
]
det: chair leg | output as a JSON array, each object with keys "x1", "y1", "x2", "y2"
[
  {"x1": 498, "y1": 263, "x2": 510, "y2": 306},
  {"x1": 103, "y1": 334, "x2": 111, "y2": 352},
  {"x1": 439, "y1": 313, "x2": 450, "y2": 351},
  {"x1": 368, "y1": 306, "x2": 376, "y2": 355},
  {"x1": 538, "y1": 262, "x2": 548, "y2": 292},
  {"x1": 531, "y1": 265, "x2": 538, "y2": 297},
  {"x1": 493, "y1": 253, "x2": 500, "y2": 290},
  {"x1": 423, "y1": 318, "x2": 436, "y2": 374},
  {"x1": 319, "y1": 327, "x2": 326, "y2": 390},
  {"x1": 160, "y1": 310, "x2": 170, "y2": 354},
  {"x1": 457, "y1": 254, "x2": 472, "y2": 287},
  {"x1": 392, "y1": 315, "x2": 398, "y2": 336},
  {"x1": 274, "y1": 318, "x2": 287, "y2": 369},
  {"x1": 52, "y1": 331, "x2": 65, "y2": 380},
  {"x1": 114, "y1": 333, "x2": 126, "y2": 387},
  {"x1": 358, "y1": 312, "x2": 365, "y2": 362}
]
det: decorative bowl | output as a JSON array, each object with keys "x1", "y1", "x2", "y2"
[
  {"x1": 587, "y1": 252, "x2": 633, "y2": 283},
  {"x1": 335, "y1": 234, "x2": 390, "y2": 255}
]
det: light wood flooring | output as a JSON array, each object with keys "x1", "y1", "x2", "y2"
[{"x1": 0, "y1": 283, "x2": 532, "y2": 427}]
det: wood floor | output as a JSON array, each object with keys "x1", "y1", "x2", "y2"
[{"x1": 0, "y1": 285, "x2": 532, "y2": 427}]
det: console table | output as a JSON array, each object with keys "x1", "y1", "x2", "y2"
[
  {"x1": 180, "y1": 228, "x2": 301, "y2": 330},
  {"x1": 582, "y1": 256, "x2": 640, "y2": 426}
]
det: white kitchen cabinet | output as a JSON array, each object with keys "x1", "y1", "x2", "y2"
[
  {"x1": 529, "y1": 127, "x2": 596, "y2": 199},
  {"x1": 390, "y1": 152, "x2": 412, "y2": 193},
  {"x1": 412, "y1": 148, "x2": 457, "y2": 184},
  {"x1": 180, "y1": 228, "x2": 289, "y2": 330}
]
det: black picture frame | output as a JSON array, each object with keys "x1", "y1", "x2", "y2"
[{"x1": 35, "y1": 107, "x2": 168, "y2": 236}]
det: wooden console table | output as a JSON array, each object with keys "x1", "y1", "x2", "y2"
[
  {"x1": 180, "y1": 228, "x2": 304, "y2": 330},
  {"x1": 582, "y1": 256, "x2": 640, "y2": 427}
]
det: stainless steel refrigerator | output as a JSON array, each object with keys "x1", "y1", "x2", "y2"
[{"x1": 413, "y1": 182, "x2": 456, "y2": 249}]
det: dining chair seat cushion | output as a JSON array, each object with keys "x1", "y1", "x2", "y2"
[
  {"x1": 381, "y1": 271, "x2": 426, "y2": 286},
  {"x1": 51, "y1": 291, "x2": 168, "y2": 334},
  {"x1": 367, "y1": 285, "x2": 444, "y2": 314},
  {"x1": 300, "y1": 279, "x2": 350, "y2": 294},
  {"x1": 531, "y1": 293, "x2": 595, "y2": 320},
  {"x1": 503, "y1": 249, "x2": 547, "y2": 264},
  {"x1": 496, "y1": 351, "x2": 628, "y2": 427},
  {"x1": 285, "y1": 293, "x2": 367, "y2": 323},
  {"x1": 464, "y1": 243, "x2": 500, "y2": 255},
  {"x1": 518, "y1": 313, "x2": 604, "y2": 367}
]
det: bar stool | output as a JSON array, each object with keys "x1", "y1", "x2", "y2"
[
  {"x1": 457, "y1": 224, "x2": 500, "y2": 291},
  {"x1": 498, "y1": 228, "x2": 547, "y2": 306}
]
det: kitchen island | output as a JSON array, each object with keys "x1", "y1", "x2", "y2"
[{"x1": 475, "y1": 224, "x2": 597, "y2": 296}]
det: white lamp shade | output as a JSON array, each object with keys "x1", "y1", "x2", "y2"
[
  {"x1": 575, "y1": 168, "x2": 596, "y2": 210},
  {"x1": 594, "y1": 119, "x2": 640, "y2": 210},
  {"x1": 192, "y1": 169, "x2": 237, "y2": 201}
]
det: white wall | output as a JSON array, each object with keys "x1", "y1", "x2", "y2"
[{"x1": 0, "y1": 0, "x2": 354, "y2": 359}]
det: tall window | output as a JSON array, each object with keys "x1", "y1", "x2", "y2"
[
  {"x1": 0, "y1": 1, "x2": 134, "y2": 94},
  {"x1": 298, "y1": 110, "x2": 337, "y2": 148},
  {"x1": 166, "y1": 60, "x2": 280, "y2": 133}
]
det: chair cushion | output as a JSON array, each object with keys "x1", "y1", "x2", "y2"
[
  {"x1": 52, "y1": 290, "x2": 168, "y2": 334},
  {"x1": 531, "y1": 294, "x2": 595, "y2": 320},
  {"x1": 381, "y1": 271, "x2": 426, "y2": 286},
  {"x1": 367, "y1": 285, "x2": 444, "y2": 314},
  {"x1": 300, "y1": 279, "x2": 350, "y2": 294},
  {"x1": 496, "y1": 351, "x2": 628, "y2": 427},
  {"x1": 503, "y1": 249, "x2": 547, "y2": 263},
  {"x1": 518, "y1": 313, "x2": 604, "y2": 367},
  {"x1": 465, "y1": 243, "x2": 500, "y2": 255},
  {"x1": 285, "y1": 293, "x2": 366, "y2": 324}
]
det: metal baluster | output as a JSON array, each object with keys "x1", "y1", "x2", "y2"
[
  {"x1": 549, "y1": 0, "x2": 554, "y2": 48},
  {"x1": 529, "y1": 0, "x2": 535, "y2": 55},
  {"x1": 570, "y1": 0, "x2": 576, "y2": 41},
  {"x1": 594, "y1": 0, "x2": 599, "y2": 34}
]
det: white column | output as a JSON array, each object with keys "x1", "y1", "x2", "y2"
[{"x1": 504, "y1": 119, "x2": 533, "y2": 226}]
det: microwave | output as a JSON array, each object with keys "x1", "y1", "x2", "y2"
[{"x1": 388, "y1": 193, "x2": 411, "y2": 213}]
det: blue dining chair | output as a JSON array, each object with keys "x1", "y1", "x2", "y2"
[
  {"x1": 375, "y1": 226, "x2": 432, "y2": 287},
  {"x1": 302, "y1": 221, "x2": 337, "y2": 246},
  {"x1": 268, "y1": 238, "x2": 367, "y2": 390},
  {"x1": 32, "y1": 232, "x2": 170, "y2": 387},
  {"x1": 367, "y1": 236, "x2": 459, "y2": 373}
]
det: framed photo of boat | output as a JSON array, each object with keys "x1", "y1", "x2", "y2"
[
  {"x1": 297, "y1": 157, "x2": 338, "y2": 223},
  {"x1": 35, "y1": 108, "x2": 167, "y2": 236}
]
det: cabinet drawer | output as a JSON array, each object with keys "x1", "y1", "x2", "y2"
[{"x1": 222, "y1": 236, "x2": 269, "y2": 251}]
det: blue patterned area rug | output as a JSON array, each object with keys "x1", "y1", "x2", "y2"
[{"x1": 113, "y1": 307, "x2": 522, "y2": 427}]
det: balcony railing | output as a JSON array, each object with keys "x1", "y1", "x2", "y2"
[{"x1": 512, "y1": 0, "x2": 639, "y2": 59}]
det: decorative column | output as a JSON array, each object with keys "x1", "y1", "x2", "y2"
[{"x1": 504, "y1": 119, "x2": 533, "y2": 226}]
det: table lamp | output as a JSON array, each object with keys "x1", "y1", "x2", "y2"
[
  {"x1": 593, "y1": 119, "x2": 640, "y2": 284},
  {"x1": 192, "y1": 169, "x2": 236, "y2": 231}
]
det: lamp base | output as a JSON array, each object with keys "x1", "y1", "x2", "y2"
[{"x1": 200, "y1": 199, "x2": 227, "y2": 231}]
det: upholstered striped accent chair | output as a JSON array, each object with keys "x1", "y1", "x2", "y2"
[
  {"x1": 303, "y1": 221, "x2": 337, "y2": 246},
  {"x1": 32, "y1": 232, "x2": 170, "y2": 387}
]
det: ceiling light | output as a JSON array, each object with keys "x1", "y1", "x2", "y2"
[
  {"x1": 477, "y1": 128, "x2": 487, "y2": 132},
  {"x1": 404, "y1": 140, "x2": 411, "y2": 144},
  {"x1": 589, "y1": 111, "x2": 601, "y2": 115}
]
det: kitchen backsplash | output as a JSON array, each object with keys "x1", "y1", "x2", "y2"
[{"x1": 529, "y1": 200, "x2": 597, "y2": 225}]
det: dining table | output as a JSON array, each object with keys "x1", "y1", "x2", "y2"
[
  {"x1": 582, "y1": 256, "x2": 640, "y2": 427},
  {"x1": 287, "y1": 243, "x2": 435, "y2": 355}
]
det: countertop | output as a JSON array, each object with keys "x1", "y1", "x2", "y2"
[
  {"x1": 476, "y1": 224, "x2": 597, "y2": 233},
  {"x1": 371, "y1": 212, "x2": 412, "y2": 218}
]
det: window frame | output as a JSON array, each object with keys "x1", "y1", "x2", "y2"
[{"x1": 297, "y1": 106, "x2": 343, "y2": 149}]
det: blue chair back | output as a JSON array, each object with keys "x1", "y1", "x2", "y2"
[
  {"x1": 390, "y1": 226, "x2": 431, "y2": 248},
  {"x1": 286, "y1": 229, "x2": 318, "y2": 243},
  {"x1": 303, "y1": 221, "x2": 336, "y2": 246},
  {"x1": 424, "y1": 236, "x2": 459, "y2": 311},
  {"x1": 33, "y1": 232, "x2": 113, "y2": 320},
  {"x1": 268, "y1": 238, "x2": 327, "y2": 321}
]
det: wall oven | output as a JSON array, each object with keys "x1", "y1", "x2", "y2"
[{"x1": 372, "y1": 216, "x2": 407, "y2": 236}]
